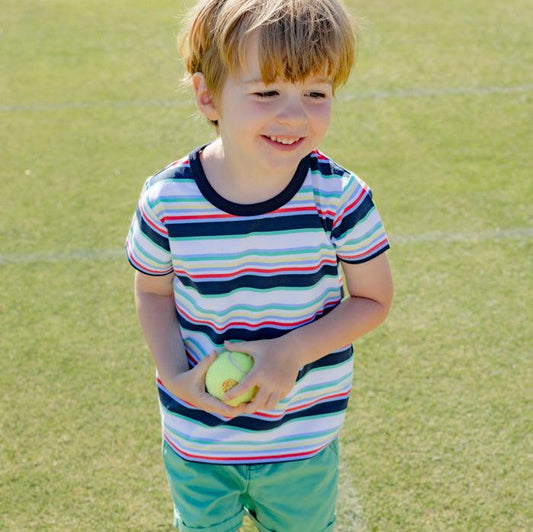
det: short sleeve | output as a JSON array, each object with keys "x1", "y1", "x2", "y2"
[
  {"x1": 125, "y1": 179, "x2": 173, "y2": 276},
  {"x1": 331, "y1": 172, "x2": 390, "y2": 263}
]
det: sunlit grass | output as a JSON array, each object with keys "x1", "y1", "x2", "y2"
[{"x1": 1, "y1": 0, "x2": 531, "y2": 530}]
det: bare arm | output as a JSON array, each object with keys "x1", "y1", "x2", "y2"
[
  {"x1": 285, "y1": 252, "x2": 393, "y2": 363},
  {"x1": 134, "y1": 271, "x2": 189, "y2": 379},
  {"x1": 225, "y1": 252, "x2": 393, "y2": 411},
  {"x1": 134, "y1": 271, "x2": 245, "y2": 417}
]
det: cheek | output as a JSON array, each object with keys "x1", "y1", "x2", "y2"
[{"x1": 313, "y1": 105, "x2": 332, "y2": 131}]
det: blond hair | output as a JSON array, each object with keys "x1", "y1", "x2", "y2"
[{"x1": 180, "y1": 0, "x2": 356, "y2": 103}]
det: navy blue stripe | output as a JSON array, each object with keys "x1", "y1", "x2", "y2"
[
  {"x1": 309, "y1": 153, "x2": 346, "y2": 177},
  {"x1": 163, "y1": 396, "x2": 349, "y2": 430},
  {"x1": 160, "y1": 387, "x2": 350, "y2": 431},
  {"x1": 150, "y1": 160, "x2": 192, "y2": 185},
  {"x1": 137, "y1": 207, "x2": 170, "y2": 251},
  {"x1": 321, "y1": 216, "x2": 334, "y2": 234},
  {"x1": 176, "y1": 263, "x2": 339, "y2": 296},
  {"x1": 297, "y1": 346, "x2": 353, "y2": 380},
  {"x1": 126, "y1": 253, "x2": 172, "y2": 276},
  {"x1": 331, "y1": 194, "x2": 375, "y2": 241},
  {"x1": 178, "y1": 298, "x2": 339, "y2": 345},
  {"x1": 339, "y1": 242, "x2": 390, "y2": 264},
  {"x1": 178, "y1": 315, "x2": 293, "y2": 344},
  {"x1": 167, "y1": 213, "x2": 323, "y2": 238}
]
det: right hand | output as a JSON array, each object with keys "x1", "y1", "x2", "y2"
[{"x1": 161, "y1": 351, "x2": 248, "y2": 418}]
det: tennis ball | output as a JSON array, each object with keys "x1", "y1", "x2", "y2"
[{"x1": 205, "y1": 350, "x2": 258, "y2": 407}]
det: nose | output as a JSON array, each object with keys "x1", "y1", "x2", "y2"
[{"x1": 275, "y1": 95, "x2": 307, "y2": 127}]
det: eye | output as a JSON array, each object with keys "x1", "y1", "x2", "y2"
[
  {"x1": 308, "y1": 91, "x2": 327, "y2": 99},
  {"x1": 254, "y1": 91, "x2": 279, "y2": 98}
]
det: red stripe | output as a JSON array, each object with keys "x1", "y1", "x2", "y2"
[
  {"x1": 342, "y1": 238, "x2": 389, "y2": 260},
  {"x1": 174, "y1": 257, "x2": 338, "y2": 281},
  {"x1": 164, "y1": 435, "x2": 328, "y2": 463},
  {"x1": 161, "y1": 205, "x2": 316, "y2": 222},
  {"x1": 333, "y1": 188, "x2": 366, "y2": 227},
  {"x1": 161, "y1": 212, "x2": 235, "y2": 222},
  {"x1": 161, "y1": 156, "x2": 189, "y2": 171},
  {"x1": 318, "y1": 208, "x2": 335, "y2": 219},
  {"x1": 140, "y1": 203, "x2": 168, "y2": 235},
  {"x1": 128, "y1": 253, "x2": 171, "y2": 275},
  {"x1": 272, "y1": 205, "x2": 317, "y2": 215},
  {"x1": 179, "y1": 308, "x2": 311, "y2": 331},
  {"x1": 171, "y1": 157, "x2": 189, "y2": 168},
  {"x1": 314, "y1": 149, "x2": 328, "y2": 161},
  {"x1": 252, "y1": 389, "x2": 351, "y2": 419},
  {"x1": 177, "y1": 298, "x2": 339, "y2": 333}
]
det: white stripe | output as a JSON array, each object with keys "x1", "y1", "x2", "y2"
[
  {"x1": 2, "y1": 84, "x2": 531, "y2": 112},
  {"x1": 1, "y1": 227, "x2": 530, "y2": 265}
]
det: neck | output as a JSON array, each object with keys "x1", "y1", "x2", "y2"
[{"x1": 200, "y1": 138, "x2": 297, "y2": 205}]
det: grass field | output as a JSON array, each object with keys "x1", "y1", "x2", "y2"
[{"x1": 2, "y1": 0, "x2": 532, "y2": 530}]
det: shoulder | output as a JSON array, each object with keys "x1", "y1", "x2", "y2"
[
  {"x1": 147, "y1": 154, "x2": 193, "y2": 188},
  {"x1": 309, "y1": 149, "x2": 348, "y2": 178},
  {"x1": 140, "y1": 154, "x2": 196, "y2": 204},
  {"x1": 308, "y1": 149, "x2": 372, "y2": 200}
]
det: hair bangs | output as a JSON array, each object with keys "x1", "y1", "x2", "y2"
[
  {"x1": 223, "y1": 0, "x2": 355, "y2": 91},
  {"x1": 257, "y1": 22, "x2": 352, "y2": 91},
  {"x1": 251, "y1": 1, "x2": 354, "y2": 91}
]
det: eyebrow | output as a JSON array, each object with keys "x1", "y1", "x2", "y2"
[
  {"x1": 242, "y1": 78, "x2": 268, "y2": 85},
  {"x1": 242, "y1": 77, "x2": 333, "y2": 85}
]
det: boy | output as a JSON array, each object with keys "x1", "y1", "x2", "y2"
[{"x1": 126, "y1": 0, "x2": 393, "y2": 530}]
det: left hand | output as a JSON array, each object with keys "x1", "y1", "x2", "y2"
[{"x1": 222, "y1": 337, "x2": 303, "y2": 413}]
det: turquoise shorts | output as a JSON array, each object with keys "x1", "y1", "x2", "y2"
[{"x1": 162, "y1": 440, "x2": 339, "y2": 532}]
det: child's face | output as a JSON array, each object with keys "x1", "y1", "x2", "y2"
[{"x1": 211, "y1": 32, "x2": 333, "y2": 179}]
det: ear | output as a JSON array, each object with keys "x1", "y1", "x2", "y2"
[{"x1": 192, "y1": 73, "x2": 220, "y2": 122}]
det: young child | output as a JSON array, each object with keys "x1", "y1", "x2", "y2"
[{"x1": 126, "y1": 0, "x2": 393, "y2": 530}]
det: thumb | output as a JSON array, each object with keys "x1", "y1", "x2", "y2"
[
  {"x1": 224, "y1": 370, "x2": 258, "y2": 401},
  {"x1": 222, "y1": 341, "x2": 257, "y2": 399},
  {"x1": 194, "y1": 351, "x2": 217, "y2": 378}
]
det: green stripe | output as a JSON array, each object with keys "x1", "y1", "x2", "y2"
[
  {"x1": 176, "y1": 244, "x2": 334, "y2": 262},
  {"x1": 335, "y1": 208, "x2": 376, "y2": 240},
  {"x1": 157, "y1": 195, "x2": 205, "y2": 205},
  {"x1": 170, "y1": 227, "x2": 324, "y2": 242},
  {"x1": 164, "y1": 422, "x2": 336, "y2": 445},
  {"x1": 164, "y1": 407, "x2": 344, "y2": 434},
  {"x1": 177, "y1": 285, "x2": 340, "y2": 315},
  {"x1": 135, "y1": 230, "x2": 169, "y2": 255}
]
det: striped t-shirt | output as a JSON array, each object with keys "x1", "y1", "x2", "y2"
[{"x1": 126, "y1": 145, "x2": 389, "y2": 464}]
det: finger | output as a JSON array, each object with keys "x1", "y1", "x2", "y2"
[
  {"x1": 224, "y1": 340, "x2": 253, "y2": 354},
  {"x1": 193, "y1": 351, "x2": 217, "y2": 377},
  {"x1": 223, "y1": 372, "x2": 258, "y2": 402},
  {"x1": 242, "y1": 385, "x2": 271, "y2": 413},
  {"x1": 200, "y1": 392, "x2": 247, "y2": 418},
  {"x1": 265, "y1": 392, "x2": 281, "y2": 411}
]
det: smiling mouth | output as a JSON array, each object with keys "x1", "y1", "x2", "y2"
[{"x1": 264, "y1": 135, "x2": 304, "y2": 145}]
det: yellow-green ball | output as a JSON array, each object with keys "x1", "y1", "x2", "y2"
[{"x1": 205, "y1": 350, "x2": 257, "y2": 407}]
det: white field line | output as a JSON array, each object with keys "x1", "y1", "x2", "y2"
[
  {"x1": 337, "y1": 443, "x2": 368, "y2": 532},
  {"x1": 0, "y1": 228, "x2": 531, "y2": 265},
  {"x1": 1, "y1": 84, "x2": 532, "y2": 112},
  {"x1": 338, "y1": 83, "x2": 533, "y2": 101},
  {"x1": 389, "y1": 226, "x2": 533, "y2": 244}
]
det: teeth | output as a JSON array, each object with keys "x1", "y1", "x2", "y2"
[{"x1": 268, "y1": 136, "x2": 300, "y2": 145}]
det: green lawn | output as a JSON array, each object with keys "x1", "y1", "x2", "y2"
[{"x1": 2, "y1": 0, "x2": 531, "y2": 530}]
